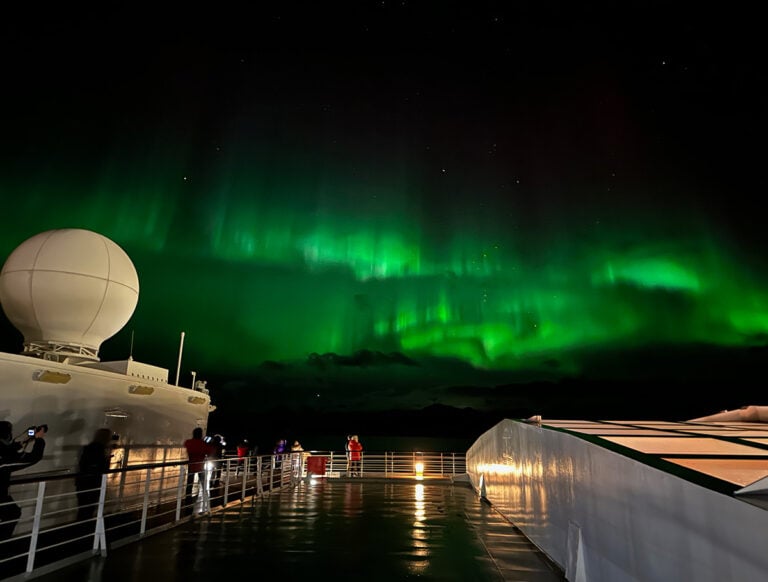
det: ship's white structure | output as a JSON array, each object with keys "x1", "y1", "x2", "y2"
[
  {"x1": 467, "y1": 409, "x2": 768, "y2": 582},
  {"x1": 0, "y1": 229, "x2": 215, "y2": 476}
]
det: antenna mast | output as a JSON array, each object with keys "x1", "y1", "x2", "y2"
[{"x1": 175, "y1": 331, "x2": 185, "y2": 386}]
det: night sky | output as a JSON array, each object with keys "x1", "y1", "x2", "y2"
[{"x1": 1, "y1": 5, "x2": 766, "y2": 441}]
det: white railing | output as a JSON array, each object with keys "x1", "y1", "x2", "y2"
[
  {"x1": 296, "y1": 450, "x2": 467, "y2": 478},
  {"x1": 0, "y1": 450, "x2": 466, "y2": 579}
]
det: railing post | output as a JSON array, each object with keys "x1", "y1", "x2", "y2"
[
  {"x1": 256, "y1": 456, "x2": 263, "y2": 496},
  {"x1": 200, "y1": 470, "x2": 210, "y2": 514},
  {"x1": 25, "y1": 480, "x2": 46, "y2": 573},
  {"x1": 223, "y1": 458, "x2": 230, "y2": 506},
  {"x1": 117, "y1": 447, "x2": 130, "y2": 508},
  {"x1": 157, "y1": 447, "x2": 168, "y2": 505},
  {"x1": 140, "y1": 467, "x2": 151, "y2": 535},
  {"x1": 268, "y1": 457, "x2": 275, "y2": 493},
  {"x1": 176, "y1": 465, "x2": 186, "y2": 521},
  {"x1": 440, "y1": 453, "x2": 444, "y2": 476},
  {"x1": 293, "y1": 453, "x2": 304, "y2": 483},
  {"x1": 93, "y1": 473, "x2": 108, "y2": 555},
  {"x1": 241, "y1": 458, "x2": 248, "y2": 500}
]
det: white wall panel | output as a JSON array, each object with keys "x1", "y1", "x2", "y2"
[{"x1": 466, "y1": 419, "x2": 768, "y2": 582}]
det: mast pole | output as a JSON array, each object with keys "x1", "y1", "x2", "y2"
[{"x1": 175, "y1": 331, "x2": 185, "y2": 386}]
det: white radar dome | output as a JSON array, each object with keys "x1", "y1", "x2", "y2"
[{"x1": 0, "y1": 229, "x2": 139, "y2": 360}]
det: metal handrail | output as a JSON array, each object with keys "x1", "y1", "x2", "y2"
[
  {"x1": 0, "y1": 450, "x2": 466, "y2": 579},
  {"x1": 294, "y1": 450, "x2": 467, "y2": 478}
]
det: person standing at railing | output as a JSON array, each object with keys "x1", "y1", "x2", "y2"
[
  {"x1": 273, "y1": 438, "x2": 287, "y2": 469},
  {"x1": 290, "y1": 440, "x2": 304, "y2": 474},
  {"x1": 183, "y1": 427, "x2": 215, "y2": 514},
  {"x1": 208, "y1": 434, "x2": 227, "y2": 489},
  {"x1": 348, "y1": 435, "x2": 363, "y2": 477},
  {"x1": 345, "y1": 435, "x2": 351, "y2": 475},
  {"x1": 74, "y1": 428, "x2": 113, "y2": 522},
  {"x1": 235, "y1": 439, "x2": 251, "y2": 476},
  {"x1": 207, "y1": 434, "x2": 225, "y2": 504},
  {"x1": 0, "y1": 421, "x2": 46, "y2": 539}
]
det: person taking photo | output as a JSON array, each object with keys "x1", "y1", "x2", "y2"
[{"x1": 0, "y1": 422, "x2": 47, "y2": 539}]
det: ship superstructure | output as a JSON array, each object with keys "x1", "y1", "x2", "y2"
[{"x1": 0, "y1": 229, "x2": 214, "y2": 474}]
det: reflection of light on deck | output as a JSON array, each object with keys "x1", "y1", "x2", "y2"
[
  {"x1": 413, "y1": 483, "x2": 426, "y2": 522},
  {"x1": 407, "y1": 483, "x2": 429, "y2": 574}
]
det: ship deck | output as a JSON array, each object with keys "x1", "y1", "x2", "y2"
[{"x1": 26, "y1": 477, "x2": 565, "y2": 582}]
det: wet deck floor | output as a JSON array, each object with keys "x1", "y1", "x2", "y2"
[{"x1": 31, "y1": 478, "x2": 565, "y2": 581}]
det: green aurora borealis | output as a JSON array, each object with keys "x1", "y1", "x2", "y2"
[
  {"x1": 2, "y1": 162, "x2": 767, "y2": 385},
  {"x1": 2, "y1": 7, "x2": 767, "y2": 421}
]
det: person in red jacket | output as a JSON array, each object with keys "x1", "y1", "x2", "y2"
[
  {"x1": 183, "y1": 427, "x2": 215, "y2": 512},
  {"x1": 347, "y1": 435, "x2": 363, "y2": 477},
  {"x1": 235, "y1": 439, "x2": 251, "y2": 476}
]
